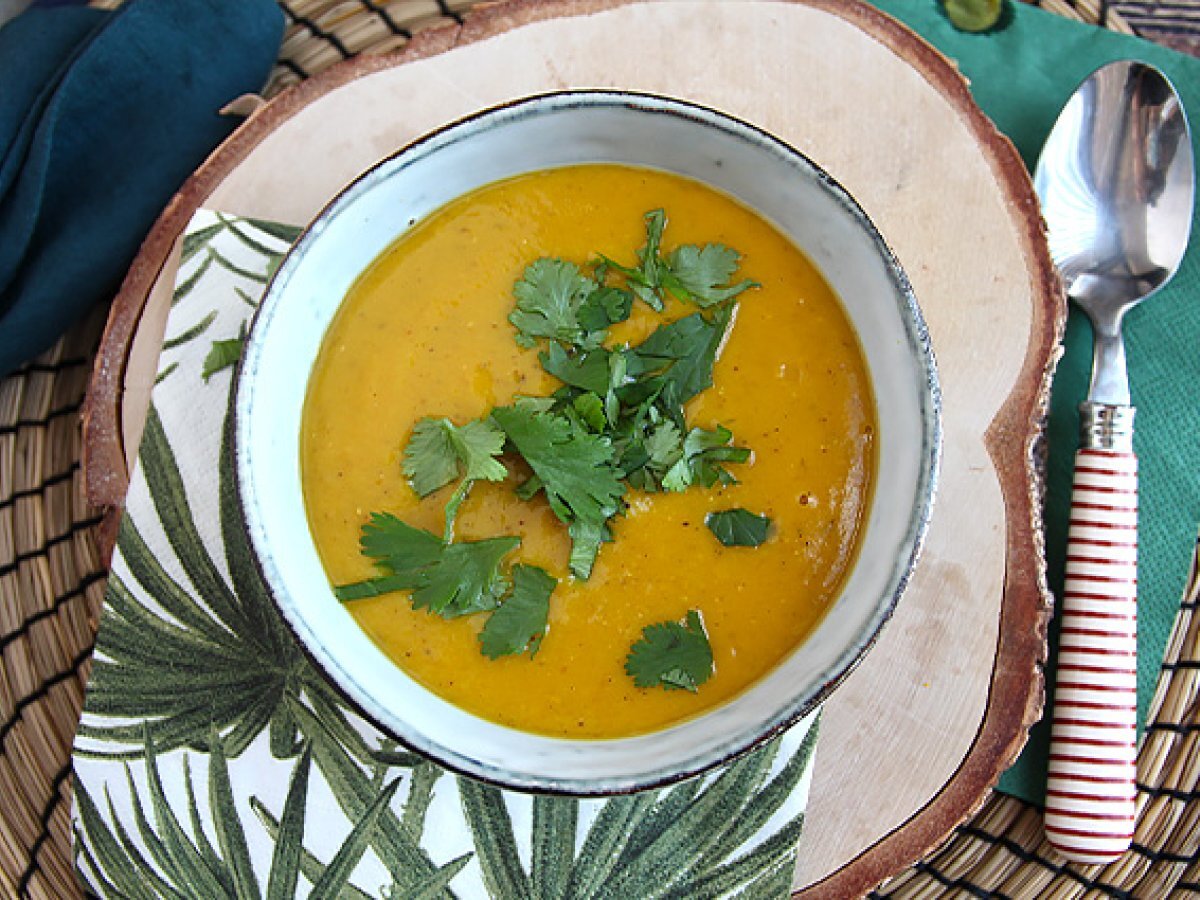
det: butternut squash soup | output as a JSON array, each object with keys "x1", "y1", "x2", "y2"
[{"x1": 301, "y1": 164, "x2": 875, "y2": 738}]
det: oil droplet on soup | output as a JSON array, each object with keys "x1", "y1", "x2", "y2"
[{"x1": 301, "y1": 164, "x2": 876, "y2": 738}]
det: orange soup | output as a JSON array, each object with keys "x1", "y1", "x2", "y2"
[{"x1": 301, "y1": 164, "x2": 875, "y2": 738}]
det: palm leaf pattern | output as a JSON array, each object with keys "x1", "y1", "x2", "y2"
[
  {"x1": 72, "y1": 211, "x2": 820, "y2": 898},
  {"x1": 456, "y1": 724, "x2": 818, "y2": 900},
  {"x1": 74, "y1": 728, "x2": 438, "y2": 898}
]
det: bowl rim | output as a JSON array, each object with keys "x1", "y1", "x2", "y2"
[{"x1": 233, "y1": 88, "x2": 943, "y2": 796}]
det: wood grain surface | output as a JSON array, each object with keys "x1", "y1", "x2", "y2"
[{"x1": 80, "y1": 1, "x2": 1062, "y2": 895}]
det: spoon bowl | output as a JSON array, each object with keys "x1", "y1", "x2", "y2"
[{"x1": 1036, "y1": 60, "x2": 1193, "y2": 405}]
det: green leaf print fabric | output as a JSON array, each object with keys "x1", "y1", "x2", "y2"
[{"x1": 71, "y1": 211, "x2": 821, "y2": 899}]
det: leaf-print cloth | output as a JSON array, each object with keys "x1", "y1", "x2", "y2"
[{"x1": 71, "y1": 211, "x2": 820, "y2": 899}]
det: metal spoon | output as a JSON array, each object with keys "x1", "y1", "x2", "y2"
[{"x1": 1035, "y1": 60, "x2": 1193, "y2": 864}]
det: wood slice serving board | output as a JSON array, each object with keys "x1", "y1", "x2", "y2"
[{"x1": 81, "y1": 1, "x2": 1061, "y2": 895}]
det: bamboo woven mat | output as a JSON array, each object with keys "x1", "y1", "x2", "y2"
[{"x1": 2, "y1": 1, "x2": 1199, "y2": 898}]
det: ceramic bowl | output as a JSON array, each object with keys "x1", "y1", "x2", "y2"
[{"x1": 235, "y1": 91, "x2": 941, "y2": 795}]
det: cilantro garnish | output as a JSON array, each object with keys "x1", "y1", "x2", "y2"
[
  {"x1": 664, "y1": 243, "x2": 757, "y2": 307},
  {"x1": 402, "y1": 417, "x2": 507, "y2": 538},
  {"x1": 625, "y1": 610, "x2": 714, "y2": 692},
  {"x1": 491, "y1": 402, "x2": 625, "y2": 579},
  {"x1": 624, "y1": 305, "x2": 733, "y2": 404},
  {"x1": 642, "y1": 421, "x2": 684, "y2": 479},
  {"x1": 539, "y1": 344, "x2": 611, "y2": 395},
  {"x1": 403, "y1": 417, "x2": 507, "y2": 496},
  {"x1": 338, "y1": 209, "x2": 767, "y2": 676},
  {"x1": 577, "y1": 285, "x2": 633, "y2": 331},
  {"x1": 334, "y1": 513, "x2": 518, "y2": 618},
  {"x1": 479, "y1": 564, "x2": 556, "y2": 659},
  {"x1": 662, "y1": 426, "x2": 750, "y2": 492},
  {"x1": 510, "y1": 259, "x2": 609, "y2": 349},
  {"x1": 599, "y1": 209, "x2": 668, "y2": 311},
  {"x1": 567, "y1": 518, "x2": 609, "y2": 581},
  {"x1": 705, "y1": 508, "x2": 772, "y2": 547},
  {"x1": 601, "y1": 209, "x2": 758, "y2": 311},
  {"x1": 572, "y1": 392, "x2": 607, "y2": 433}
]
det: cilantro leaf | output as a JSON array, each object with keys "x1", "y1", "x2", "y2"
[
  {"x1": 599, "y1": 210, "x2": 757, "y2": 312},
  {"x1": 567, "y1": 518, "x2": 609, "y2": 581},
  {"x1": 402, "y1": 417, "x2": 507, "y2": 497},
  {"x1": 664, "y1": 244, "x2": 758, "y2": 306},
  {"x1": 705, "y1": 508, "x2": 772, "y2": 547},
  {"x1": 577, "y1": 286, "x2": 633, "y2": 331},
  {"x1": 599, "y1": 209, "x2": 667, "y2": 310},
  {"x1": 625, "y1": 305, "x2": 733, "y2": 404},
  {"x1": 539, "y1": 344, "x2": 612, "y2": 394},
  {"x1": 572, "y1": 392, "x2": 607, "y2": 433},
  {"x1": 509, "y1": 258, "x2": 598, "y2": 348},
  {"x1": 479, "y1": 564, "x2": 556, "y2": 659},
  {"x1": 335, "y1": 513, "x2": 519, "y2": 617},
  {"x1": 491, "y1": 403, "x2": 625, "y2": 578},
  {"x1": 604, "y1": 349, "x2": 629, "y2": 426},
  {"x1": 411, "y1": 537, "x2": 519, "y2": 617},
  {"x1": 514, "y1": 474, "x2": 543, "y2": 501},
  {"x1": 402, "y1": 420, "x2": 459, "y2": 497},
  {"x1": 625, "y1": 610, "x2": 714, "y2": 692},
  {"x1": 662, "y1": 425, "x2": 750, "y2": 491},
  {"x1": 358, "y1": 512, "x2": 444, "y2": 574},
  {"x1": 402, "y1": 417, "x2": 509, "y2": 539},
  {"x1": 621, "y1": 420, "x2": 684, "y2": 492},
  {"x1": 489, "y1": 400, "x2": 624, "y2": 578},
  {"x1": 644, "y1": 421, "x2": 684, "y2": 473}
]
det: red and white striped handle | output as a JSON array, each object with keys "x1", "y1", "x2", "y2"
[{"x1": 1045, "y1": 447, "x2": 1138, "y2": 863}]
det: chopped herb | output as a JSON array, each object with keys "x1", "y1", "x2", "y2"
[
  {"x1": 705, "y1": 508, "x2": 772, "y2": 547},
  {"x1": 509, "y1": 258, "x2": 600, "y2": 349},
  {"x1": 335, "y1": 513, "x2": 518, "y2": 618},
  {"x1": 662, "y1": 426, "x2": 750, "y2": 492},
  {"x1": 514, "y1": 474, "x2": 543, "y2": 501},
  {"x1": 577, "y1": 285, "x2": 633, "y2": 331},
  {"x1": 479, "y1": 564, "x2": 556, "y2": 659},
  {"x1": 411, "y1": 538, "x2": 520, "y2": 617},
  {"x1": 342, "y1": 209, "x2": 764, "y2": 670},
  {"x1": 663, "y1": 243, "x2": 757, "y2": 306},
  {"x1": 624, "y1": 305, "x2": 734, "y2": 404},
  {"x1": 491, "y1": 402, "x2": 625, "y2": 579},
  {"x1": 539, "y1": 343, "x2": 612, "y2": 394},
  {"x1": 572, "y1": 392, "x2": 608, "y2": 433},
  {"x1": 402, "y1": 417, "x2": 508, "y2": 539},
  {"x1": 567, "y1": 518, "x2": 609, "y2": 581},
  {"x1": 402, "y1": 417, "x2": 507, "y2": 497},
  {"x1": 599, "y1": 209, "x2": 758, "y2": 311},
  {"x1": 599, "y1": 209, "x2": 669, "y2": 310},
  {"x1": 643, "y1": 421, "x2": 684, "y2": 474},
  {"x1": 625, "y1": 610, "x2": 714, "y2": 692}
]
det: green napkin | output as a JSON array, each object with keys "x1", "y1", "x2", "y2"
[
  {"x1": 0, "y1": 0, "x2": 283, "y2": 378},
  {"x1": 871, "y1": 0, "x2": 1200, "y2": 804}
]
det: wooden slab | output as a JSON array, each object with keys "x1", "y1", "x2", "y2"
[{"x1": 81, "y1": 1, "x2": 1061, "y2": 895}]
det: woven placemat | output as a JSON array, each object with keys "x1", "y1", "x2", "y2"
[{"x1": 2, "y1": 2, "x2": 1198, "y2": 899}]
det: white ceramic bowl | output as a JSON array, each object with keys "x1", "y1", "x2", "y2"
[{"x1": 235, "y1": 92, "x2": 941, "y2": 795}]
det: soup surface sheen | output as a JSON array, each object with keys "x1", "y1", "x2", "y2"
[{"x1": 302, "y1": 164, "x2": 875, "y2": 738}]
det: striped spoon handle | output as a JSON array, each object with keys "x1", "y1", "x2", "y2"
[{"x1": 1045, "y1": 440, "x2": 1138, "y2": 864}]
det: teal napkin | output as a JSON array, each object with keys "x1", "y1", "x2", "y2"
[
  {"x1": 0, "y1": 0, "x2": 284, "y2": 378},
  {"x1": 871, "y1": 0, "x2": 1200, "y2": 804}
]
